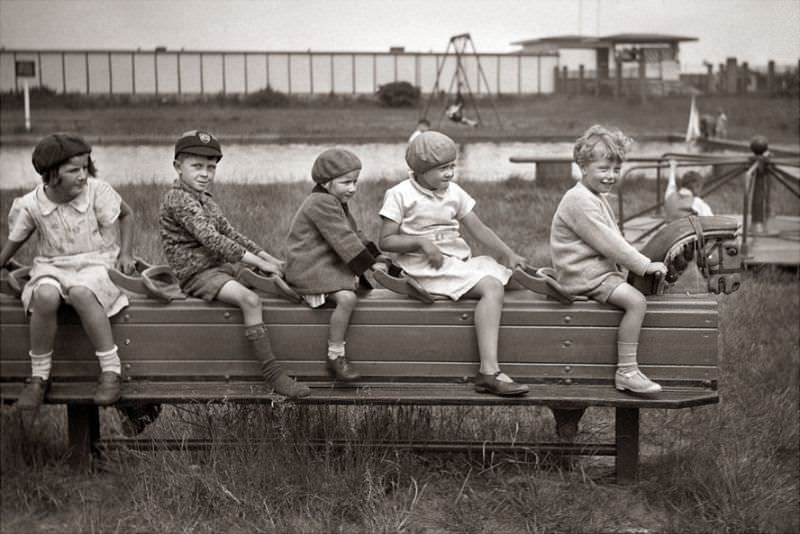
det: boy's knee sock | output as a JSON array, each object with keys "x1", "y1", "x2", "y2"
[
  {"x1": 96, "y1": 345, "x2": 122, "y2": 375},
  {"x1": 30, "y1": 350, "x2": 53, "y2": 380},
  {"x1": 244, "y1": 323, "x2": 285, "y2": 381},
  {"x1": 327, "y1": 340, "x2": 346, "y2": 361},
  {"x1": 616, "y1": 342, "x2": 638, "y2": 372}
]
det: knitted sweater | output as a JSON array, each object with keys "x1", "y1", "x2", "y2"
[
  {"x1": 285, "y1": 185, "x2": 379, "y2": 294},
  {"x1": 159, "y1": 182, "x2": 264, "y2": 285},
  {"x1": 550, "y1": 182, "x2": 651, "y2": 295}
]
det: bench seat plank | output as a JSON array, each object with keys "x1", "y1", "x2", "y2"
[{"x1": 0, "y1": 381, "x2": 718, "y2": 409}]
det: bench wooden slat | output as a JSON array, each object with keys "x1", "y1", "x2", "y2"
[
  {"x1": 0, "y1": 291, "x2": 719, "y2": 329},
  {"x1": 0, "y1": 360, "x2": 719, "y2": 382},
  {"x1": 0, "y1": 325, "x2": 718, "y2": 364},
  {"x1": 0, "y1": 381, "x2": 718, "y2": 409}
]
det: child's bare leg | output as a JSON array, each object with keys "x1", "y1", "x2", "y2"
[
  {"x1": 606, "y1": 282, "x2": 661, "y2": 394},
  {"x1": 217, "y1": 280, "x2": 310, "y2": 398},
  {"x1": 17, "y1": 285, "x2": 62, "y2": 410},
  {"x1": 326, "y1": 290, "x2": 360, "y2": 381},
  {"x1": 329, "y1": 290, "x2": 357, "y2": 343},
  {"x1": 216, "y1": 280, "x2": 263, "y2": 326},
  {"x1": 463, "y1": 276, "x2": 504, "y2": 375},
  {"x1": 68, "y1": 286, "x2": 115, "y2": 351},
  {"x1": 29, "y1": 284, "x2": 61, "y2": 356},
  {"x1": 606, "y1": 283, "x2": 646, "y2": 345},
  {"x1": 466, "y1": 277, "x2": 529, "y2": 396},
  {"x1": 68, "y1": 286, "x2": 122, "y2": 404}
]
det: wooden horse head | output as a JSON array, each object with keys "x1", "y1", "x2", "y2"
[{"x1": 629, "y1": 216, "x2": 743, "y2": 296}]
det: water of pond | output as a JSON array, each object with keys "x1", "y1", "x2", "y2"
[{"x1": 0, "y1": 140, "x2": 692, "y2": 189}]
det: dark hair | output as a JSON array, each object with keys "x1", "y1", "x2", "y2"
[
  {"x1": 43, "y1": 156, "x2": 97, "y2": 186},
  {"x1": 679, "y1": 170, "x2": 704, "y2": 193}
]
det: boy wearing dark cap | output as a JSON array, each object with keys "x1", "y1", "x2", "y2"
[
  {"x1": 285, "y1": 148, "x2": 386, "y2": 381},
  {"x1": 159, "y1": 130, "x2": 309, "y2": 398}
]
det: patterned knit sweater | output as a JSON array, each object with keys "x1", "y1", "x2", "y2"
[{"x1": 550, "y1": 182, "x2": 651, "y2": 296}]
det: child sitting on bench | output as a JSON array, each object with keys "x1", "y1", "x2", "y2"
[
  {"x1": 378, "y1": 131, "x2": 530, "y2": 397},
  {"x1": 159, "y1": 130, "x2": 309, "y2": 399},
  {"x1": 550, "y1": 125, "x2": 668, "y2": 394},
  {"x1": 0, "y1": 133, "x2": 137, "y2": 412},
  {"x1": 285, "y1": 148, "x2": 389, "y2": 382}
]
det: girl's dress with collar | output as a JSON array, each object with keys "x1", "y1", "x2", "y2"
[
  {"x1": 379, "y1": 177, "x2": 511, "y2": 300},
  {"x1": 7, "y1": 178, "x2": 128, "y2": 316}
]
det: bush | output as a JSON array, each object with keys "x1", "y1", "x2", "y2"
[
  {"x1": 376, "y1": 81, "x2": 420, "y2": 107},
  {"x1": 242, "y1": 86, "x2": 289, "y2": 107}
]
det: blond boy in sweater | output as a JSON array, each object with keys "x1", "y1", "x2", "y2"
[{"x1": 550, "y1": 125, "x2": 668, "y2": 394}]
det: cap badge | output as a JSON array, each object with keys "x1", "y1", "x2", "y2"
[{"x1": 198, "y1": 132, "x2": 212, "y2": 144}]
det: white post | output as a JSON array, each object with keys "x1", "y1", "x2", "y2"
[{"x1": 23, "y1": 79, "x2": 31, "y2": 131}]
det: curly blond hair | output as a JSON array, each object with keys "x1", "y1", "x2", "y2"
[{"x1": 573, "y1": 125, "x2": 633, "y2": 168}]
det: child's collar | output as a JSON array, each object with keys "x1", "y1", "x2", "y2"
[
  {"x1": 409, "y1": 174, "x2": 446, "y2": 198},
  {"x1": 36, "y1": 182, "x2": 90, "y2": 215}
]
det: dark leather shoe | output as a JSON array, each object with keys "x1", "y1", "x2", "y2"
[
  {"x1": 16, "y1": 377, "x2": 49, "y2": 410},
  {"x1": 474, "y1": 372, "x2": 529, "y2": 397},
  {"x1": 270, "y1": 372, "x2": 311, "y2": 399},
  {"x1": 327, "y1": 357, "x2": 361, "y2": 381},
  {"x1": 94, "y1": 371, "x2": 122, "y2": 405}
]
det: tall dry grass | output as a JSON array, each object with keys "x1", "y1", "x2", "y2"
[{"x1": 1, "y1": 176, "x2": 798, "y2": 533}]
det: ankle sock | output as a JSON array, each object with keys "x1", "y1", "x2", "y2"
[
  {"x1": 96, "y1": 345, "x2": 121, "y2": 375},
  {"x1": 327, "y1": 341, "x2": 346, "y2": 361},
  {"x1": 617, "y1": 342, "x2": 638, "y2": 372},
  {"x1": 30, "y1": 350, "x2": 53, "y2": 380}
]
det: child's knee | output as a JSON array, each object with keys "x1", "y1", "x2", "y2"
[
  {"x1": 32, "y1": 285, "x2": 61, "y2": 312},
  {"x1": 67, "y1": 286, "x2": 100, "y2": 308},
  {"x1": 335, "y1": 290, "x2": 358, "y2": 311},
  {"x1": 479, "y1": 277, "x2": 505, "y2": 301},
  {"x1": 239, "y1": 289, "x2": 262, "y2": 311}
]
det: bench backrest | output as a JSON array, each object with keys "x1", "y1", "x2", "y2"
[{"x1": 0, "y1": 289, "x2": 719, "y2": 387}]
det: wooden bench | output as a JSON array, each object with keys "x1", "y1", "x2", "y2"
[{"x1": 0, "y1": 289, "x2": 720, "y2": 483}]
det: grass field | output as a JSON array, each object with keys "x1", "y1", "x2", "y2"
[
  {"x1": 1, "y1": 176, "x2": 798, "y2": 533},
  {"x1": 1, "y1": 94, "x2": 798, "y2": 145}
]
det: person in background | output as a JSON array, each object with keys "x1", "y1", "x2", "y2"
[{"x1": 664, "y1": 169, "x2": 713, "y2": 222}]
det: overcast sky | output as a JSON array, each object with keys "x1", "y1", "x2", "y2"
[{"x1": 1, "y1": 0, "x2": 798, "y2": 68}]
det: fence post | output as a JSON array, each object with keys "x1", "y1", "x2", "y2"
[
  {"x1": 706, "y1": 63, "x2": 714, "y2": 93},
  {"x1": 562, "y1": 66, "x2": 568, "y2": 95},
  {"x1": 725, "y1": 57, "x2": 738, "y2": 94},
  {"x1": 351, "y1": 53, "x2": 356, "y2": 95},
  {"x1": 177, "y1": 52, "x2": 182, "y2": 96},
  {"x1": 108, "y1": 52, "x2": 113, "y2": 95},
  {"x1": 85, "y1": 51, "x2": 90, "y2": 94},
  {"x1": 244, "y1": 53, "x2": 248, "y2": 94},
  {"x1": 153, "y1": 51, "x2": 158, "y2": 96},
  {"x1": 578, "y1": 64, "x2": 584, "y2": 95},
  {"x1": 131, "y1": 52, "x2": 136, "y2": 95},
  {"x1": 740, "y1": 61, "x2": 750, "y2": 93},
  {"x1": 615, "y1": 57, "x2": 622, "y2": 98},
  {"x1": 553, "y1": 65, "x2": 559, "y2": 94},
  {"x1": 638, "y1": 53, "x2": 647, "y2": 103},
  {"x1": 199, "y1": 53, "x2": 204, "y2": 96},
  {"x1": 767, "y1": 60, "x2": 775, "y2": 95}
]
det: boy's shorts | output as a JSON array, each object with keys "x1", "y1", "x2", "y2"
[
  {"x1": 183, "y1": 263, "x2": 244, "y2": 302},
  {"x1": 584, "y1": 273, "x2": 626, "y2": 303}
]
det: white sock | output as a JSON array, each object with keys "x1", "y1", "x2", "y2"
[
  {"x1": 327, "y1": 341, "x2": 345, "y2": 361},
  {"x1": 30, "y1": 350, "x2": 53, "y2": 380},
  {"x1": 617, "y1": 342, "x2": 638, "y2": 372},
  {"x1": 96, "y1": 345, "x2": 121, "y2": 375}
]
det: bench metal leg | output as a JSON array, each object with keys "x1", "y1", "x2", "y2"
[
  {"x1": 551, "y1": 407, "x2": 586, "y2": 441},
  {"x1": 67, "y1": 404, "x2": 100, "y2": 469},
  {"x1": 615, "y1": 407, "x2": 639, "y2": 484},
  {"x1": 550, "y1": 407, "x2": 586, "y2": 469}
]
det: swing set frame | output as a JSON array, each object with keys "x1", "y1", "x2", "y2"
[{"x1": 420, "y1": 33, "x2": 503, "y2": 130}]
